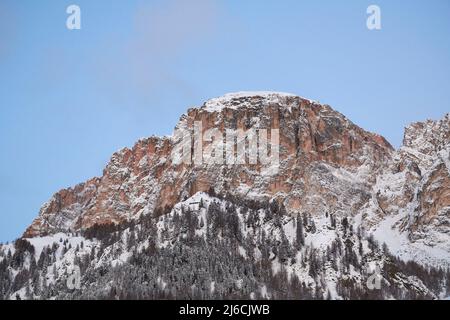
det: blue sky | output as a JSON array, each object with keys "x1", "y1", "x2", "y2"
[{"x1": 0, "y1": 0, "x2": 449, "y2": 242}]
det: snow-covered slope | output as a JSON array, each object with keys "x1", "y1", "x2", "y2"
[
  {"x1": 5, "y1": 93, "x2": 449, "y2": 300},
  {"x1": 2, "y1": 192, "x2": 449, "y2": 300},
  {"x1": 361, "y1": 114, "x2": 450, "y2": 267},
  {"x1": 24, "y1": 92, "x2": 394, "y2": 237}
]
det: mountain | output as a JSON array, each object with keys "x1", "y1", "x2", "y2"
[
  {"x1": 24, "y1": 92, "x2": 393, "y2": 236},
  {"x1": 1, "y1": 92, "x2": 449, "y2": 300},
  {"x1": 369, "y1": 113, "x2": 450, "y2": 266}
]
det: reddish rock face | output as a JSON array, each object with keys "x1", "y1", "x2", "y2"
[
  {"x1": 365, "y1": 112, "x2": 450, "y2": 254},
  {"x1": 397, "y1": 114, "x2": 450, "y2": 242},
  {"x1": 23, "y1": 92, "x2": 406, "y2": 238}
]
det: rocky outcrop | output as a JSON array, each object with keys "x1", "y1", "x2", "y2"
[
  {"x1": 23, "y1": 92, "x2": 449, "y2": 264},
  {"x1": 401, "y1": 115, "x2": 450, "y2": 244},
  {"x1": 367, "y1": 113, "x2": 450, "y2": 263},
  {"x1": 24, "y1": 92, "x2": 394, "y2": 237}
]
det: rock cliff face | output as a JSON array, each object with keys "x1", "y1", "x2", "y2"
[
  {"x1": 23, "y1": 92, "x2": 449, "y2": 265},
  {"x1": 366, "y1": 114, "x2": 450, "y2": 264},
  {"x1": 24, "y1": 92, "x2": 394, "y2": 237},
  {"x1": 403, "y1": 115, "x2": 450, "y2": 235}
]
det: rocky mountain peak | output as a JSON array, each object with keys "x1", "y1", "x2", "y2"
[
  {"x1": 11, "y1": 94, "x2": 450, "y2": 301},
  {"x1": 23, "y1": 94, "x2": 435, "y2": 247},
  {"x1": 199, "y1": 91, "x2": 306, "y2": 112},
  {"x1": 403, "y1": 113, "x2": 450, "y2": 156}
]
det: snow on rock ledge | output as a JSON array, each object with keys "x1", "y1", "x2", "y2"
[{"x1": 201, "y1": 91, "x2": 314, "y2": 112}]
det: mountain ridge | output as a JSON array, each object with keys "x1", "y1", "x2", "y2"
[
  {"x1": 24, "y1": 92, "x2": 394, "y2": 237},
  {"x1": 2, "y1": 92, "x2": 449, "y2": 300}
]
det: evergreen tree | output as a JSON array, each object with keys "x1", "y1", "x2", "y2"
[{"x1": 295, "y1": 214, "x2": 305, "y2": 249}]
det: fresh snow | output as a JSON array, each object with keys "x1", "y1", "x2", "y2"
[
  {"x1": 372, "y1": 213, "x2": 450, "y2": 267},
  {"x1": 202, "y1": 91, "x2": 313, "y2": 112}
]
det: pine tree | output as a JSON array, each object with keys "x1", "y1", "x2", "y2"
[
  {"x1": 278, "y1": 228, "x2": 291, "y2": 263},
  {"x1": 310, "y1": 219, "x2": 316, "y2": 233},
  {"x1": 127, "y1": 230, "x2": 136, "y2": 251},
  {"x1": 329, "y1": 213, "x2": 336, "y2": 229},
  {"x1": 295, "y1": 214, "x2": 305, "y2": 249},
  {"x1": 342, "y1": 216, "x2": 349, "y2": 234},
  {"x1": 25, "y1": 282, "x2": 32, "y2": 300}
]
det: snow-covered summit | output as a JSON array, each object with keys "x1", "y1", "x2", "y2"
[{"x1": 201, "y1": 91, "x2": 312, "y2": 112}]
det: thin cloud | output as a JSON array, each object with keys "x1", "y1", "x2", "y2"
[
  {"x1": 133, "y1": 0, "x2": 218, "y2": 57},
  {"x1": 94, "y1": 0, "x2": 220, "y2": 105}
]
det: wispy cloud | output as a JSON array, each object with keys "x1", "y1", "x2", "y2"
[
  {"x1": 94, "y1": 0, "x2": 220, "y2": 105},
  {"x1": 133, "y1": 0, "x2": 218, "y2": 57}
]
